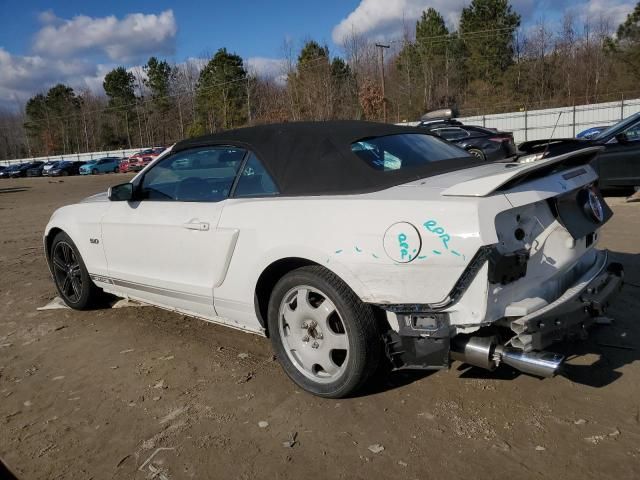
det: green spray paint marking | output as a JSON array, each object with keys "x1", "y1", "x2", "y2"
[
  {"x1": 335, "y1": 249, "x2": 343, "y2": 254},
  {"x1": 355, "y1": 246, "x2": 362, "y2": 253},
  {"x1": 432, "y1": 250, "x2": 442, "y2": 255}
]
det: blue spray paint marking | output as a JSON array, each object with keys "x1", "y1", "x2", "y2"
[
  {"x1": 423, "y1": 220, "x2": 450, "y2": 249},
  {"x1": 423, "y1": 219, "x2": 466, "y2": 261},
  {"x1": 335, "y1": 249, "x2": 343, "y2": 254},
  {"x1": 355, "y1": 246, "x2": 362, "y2": 253},
  {"x1": 372, "y1": 253, "x2": 379, "y2": 259}
]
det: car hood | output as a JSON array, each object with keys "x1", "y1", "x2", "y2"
[
  {"x1": 397, "y1": 146, "x2": 602, "y2": 197},
  {"x1": 81, "y1": 192, "x2": 109, "y2": 203}
]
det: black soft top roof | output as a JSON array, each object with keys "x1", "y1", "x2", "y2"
[{"x1": 173, "y1": 120, "x2": 478, "y2": 196}]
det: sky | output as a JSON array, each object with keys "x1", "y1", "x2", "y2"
[{"x1": 0, "y1": 0, "x2": 636, "y2": 108}]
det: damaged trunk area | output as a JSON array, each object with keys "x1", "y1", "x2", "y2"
[{"x1": 378, "y1": 155, "x2": 624, "y2": 378}]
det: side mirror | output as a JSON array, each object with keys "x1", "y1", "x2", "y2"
[
  {"x1": 615, "y1": 132, "x2": 629, "y2": 144},
  {"x1": 108, "y1": 182, "x2": 134, "y2": 201}
]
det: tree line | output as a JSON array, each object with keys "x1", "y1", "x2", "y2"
[{"x1": 1, "y1": 0, "x2": 639, "y2": 160}]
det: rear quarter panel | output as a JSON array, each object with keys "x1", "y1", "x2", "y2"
[{"x1": 214, "y1": 191, "x2": 511, "y2": 310}]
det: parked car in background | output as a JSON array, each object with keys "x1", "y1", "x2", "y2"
[
  {"x1": 576, "y1": 126, "x2": 609, "y2": 139},
  {"x1": 42, "y1": 161, "x2": 61, "y2": 176},
  {"x1": 118, "y1": 158, "x2": 130, "y2": 173},
  {"x1": 0, "y1": 164, "x2": 21, "y2": 178},
  {"x1": 27, "y1": 162, "x2": 47, "y2": 177},
  {"x1": 79, "y1": 157, "x2": 121, "y2": 175},
  {"x1": 416, "y1": 110, "x2": 516, "y2": 161},
  {"x1": 589, "y1": 112, "x2": 640, "y2": 191},
  {"x1": 520, "y1": 112, "x2": 640, "y2": 193},
  {"x1": 125, "y1": 147, "x2": 166, "y2": 172},
  {"x1": 9, "y1": 161, "x2": 44, "y2": 178},
  {"x1": 49, "y1": 161, "x2": 85, "y2": 177},
  {"x1": 45, "y1": 121, "x2": 622, "y2": 398}
]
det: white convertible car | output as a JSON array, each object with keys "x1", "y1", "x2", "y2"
[{"x1": 44, "y1": 121, "x2": 623, "y2": 397}]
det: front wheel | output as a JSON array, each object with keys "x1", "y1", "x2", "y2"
[
  {"x1": 91, "y1": 168, "x2": 98, "y2": 175},
  {"x1": 50, "y1": 232, "x2": 101, "y2": 309},
  {"x1": 268, "y1": 266, "x2": 382, "y2": 398}
]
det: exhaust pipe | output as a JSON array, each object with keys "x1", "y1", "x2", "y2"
[
  {"x1": 451, "y1": 336, "x2": 564, "y2": 378},
  {"x1": 496, "y1": 347, "x2": 564, "y2": 378}
]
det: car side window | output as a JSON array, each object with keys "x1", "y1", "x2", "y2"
[
  {"x1": 233, "y1": 153, "x2": 279, "y2": 197},
  {"x1": 434, "y1": 127, "x2": 469, "y2": 141},
  {"x1": 140, "y1": 146, "x2": 246, "y2": 202},
  {"x1": 623, "y1": 122, "x2": 640, "y2": 142}
]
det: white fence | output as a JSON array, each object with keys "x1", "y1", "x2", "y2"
[
  {"x1": 0, "y1": 148, "x2": 142, "y2": 166},
  {"x1": 459, "y1": 97, "x2": 640, "y2": 143}
]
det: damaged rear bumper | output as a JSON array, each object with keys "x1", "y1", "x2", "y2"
[
  {"x1": 381, "y1": 249, "x2": 623, "y2": 377},
  {"x1": 506, "y1": 250, "x2": 623, "y2": 351}
]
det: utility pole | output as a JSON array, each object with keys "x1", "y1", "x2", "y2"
[
  {"x1": 375, "y1": 43, "x2": 390, "y2": 122},
  {"x1": 246, "y1": 76, "x2": 252, "y2": 125}
]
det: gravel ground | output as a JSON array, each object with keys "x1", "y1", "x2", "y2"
[{"x1": 1, "y1": 175, "x2": 639, "y2": 480}]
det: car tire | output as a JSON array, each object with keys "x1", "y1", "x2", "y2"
[
  {"x1": 92, "y1": 168, "x2": 98, "y2": 175},
  {"x1": 50, "y1": 231, "x2": 101, "y2": 310},
  {"x1": 61, "y1": 171, "x2": 69, "y2": 176},
  {"x1": 267, "y1": 265, "x2": 382, "y2": 398},
  {"x1": 467, "y1": 148, "x2": 485, "y2": 160},
  {"x1": 113, "y1": 167, "x2": 119, "y2": 173}
]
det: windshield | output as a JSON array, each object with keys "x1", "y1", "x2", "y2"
[
  {"x1": 351, "y1": 133, "x2": 469, "y2": 172},
  {"x1": 594, "y1": 112, "x2": 640, "y2": 140}
]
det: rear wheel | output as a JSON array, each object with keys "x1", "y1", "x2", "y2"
[
  {"x1": 268, "y1": 266, "x2": 382, "y2": 398},
  {"x1": 50, "y1": 232, "x2": 100, "y2": 310},
  {"x1": 467, "y1": 148, "x2": 486, "y2": 160},
  {"x1": 61, "y1": 171, "x2": 69, "y2": 176},
  {"x1": 113, "y1": 167, "x2": 119, "y2": 173}
]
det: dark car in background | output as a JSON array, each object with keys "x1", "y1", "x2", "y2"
[
  {"x1": 518, "y1": 111, "x2": 640, "y2": 194},
  {"x1": 9, "y1": 161, "x2": 44, "y2": 178},
  {"x1": 49, "y1": 161, "x2": 85, "y2": 176},
  {"x1": 0, "y1": 164, "x2": 21, "y2": 178},
  {"x1": 589, "y1": 112, "x2": 640, "y2": 191},
  {"x1": 417, "y1": 110, "x2": 516, "y2": 161},
  {"x1": 26, "y1": 162, "x2": 47, "y2": 177}
]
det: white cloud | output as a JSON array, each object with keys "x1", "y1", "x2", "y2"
[
  {"x1": 33, "y1": 10, "x2": 177, "y2": 63},
  {"x1": 0, "y1": 48, "x2": 99, "y2": 106},
  {"x1": 37, "y1": 9, "x2": 60, "y2": 25},
  {"x1": 581, "y1": 0, "x2": 635, "y2": 27},
  {"x1": 332, "y1": 0, "x2": 469, "y2": 44},
  {"x1": 330, "y1": 0, "x2": 622, "y2": 45},
  {"x1": 246, "y1": 57, "x2": 287, "y2": 80}
]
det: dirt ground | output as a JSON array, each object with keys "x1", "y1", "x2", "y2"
[{"x1": 0, "y1": 175, "x2": 639, "y2": 480}]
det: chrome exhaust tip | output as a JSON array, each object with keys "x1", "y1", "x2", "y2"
[
  {"x1": 497, "y1": 348, "x2": 564, "y2": 378},
  {"x1": 450, "y1": 335, "x2": 564, "y2": 378}
]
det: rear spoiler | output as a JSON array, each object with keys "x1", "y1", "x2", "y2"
[{"x1": 441, "y1": 146, "x2": 603, "y2": 197}]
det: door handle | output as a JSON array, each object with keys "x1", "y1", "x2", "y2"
[{"x1": 182, "y1": 221, "x2": 210, "y2": 231}]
